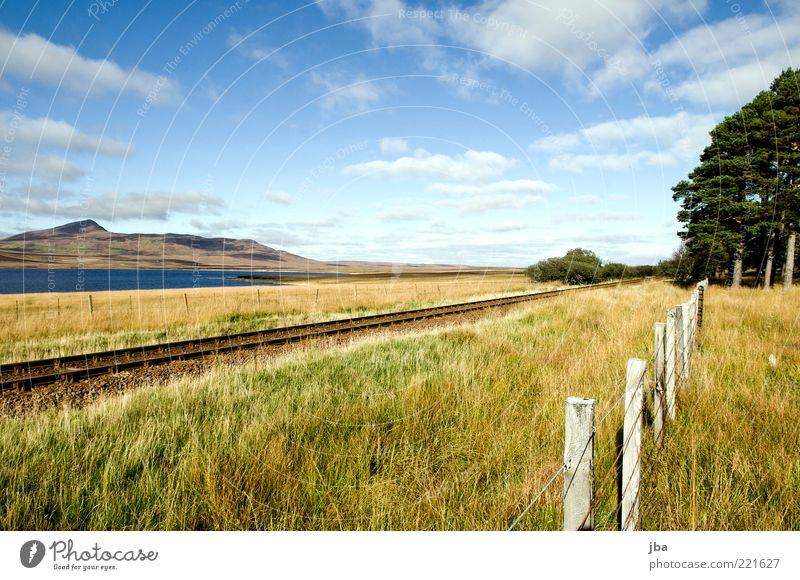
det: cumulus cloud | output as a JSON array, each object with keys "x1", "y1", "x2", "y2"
[
  {"x1": 0, "y1": 113, "x2": 132, "y2": 156},
  {"x1": 0, "y1": 29, "x2": 179, "y2": 101},
  {"x1": 343, "y1": 149, "x2": 517, "y2": 183}
]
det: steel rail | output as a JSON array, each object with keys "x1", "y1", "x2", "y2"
[{"x1": 0, "y1": 278, "x2": 646, "y2": 392}]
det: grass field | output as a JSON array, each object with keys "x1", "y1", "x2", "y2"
[
  {"x1": 0, "y1": 272, "x2": 537, "y2": 363},
  {"x1": 0, "y1": 281, "x2": 798, "y2": 530}
]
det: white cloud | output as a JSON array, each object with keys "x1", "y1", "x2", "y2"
[
  {"x1": 310, "y1": 71, "x2": 383, "y2": 113},
  {"x1": 0, "y1": 29, "x2": 179, "y2": 101},
  {"x1": 430, "y1": 178, "x2": 555, "y2": 195},
  {"x1": 0, "y1": 113, "x2": 132, "y2": 156},
  {"x1": 645, "y1": 8, "x2": 800, "y2": 107},
  {"x1": 1, "y1": 154, "x2": 83, "y2": 181},
  {"x1": 1, "y1": 191, "x2": 224, "y2": 221},
  {"x1": 555, "y1": 211, "x2": 636, "y2": 223},
  {"x1": 314, "y1": 0, "x2": 799, "y2": 110},
  {"x1": 530, "y1": 111, "x2": 715, "y2": 173},
  {"x1": 227, "y1": 30, "x2": 291, "y2": 68},
  {"x1": 549, "y1": 151, "x2": 673, "y2": 172},
  {"x1": 488, "y1": 221, "x2": 528, "y2": 232},
  {"x1": 440, "y1": 193, "x2": 545, "y2": 213},
  {"x1": 378, "y1": 137, "x2": 410, "y2": 155},
  {"x1": 316, "y1": 0, "x2": 441, "y2": 45},
  {"x1": 376, "y1": 206, "x2": 430, "y2": 221},
  {"x1": 343, "y1": 149, "x2": 517, "y2": 183},
  {"x1": 570, "y1": 194, "x2": 603, "y2": 205},
  {"x1": 529, "y1": 133, "x2": 581, "y2": 153},
  {"x1": 264, "y1": 191, "x2": 293, "y2": 205}
]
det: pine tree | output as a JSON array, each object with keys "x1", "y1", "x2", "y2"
[
  {"x1": 765, "y1": 69, "x2": 800, "y2": 287},
  {"x1": 672, "y1": 68, "x2": 800, "y2": 287},
  {"x1": 673, "y1": 109, "x2": 760, "y2": 286}
]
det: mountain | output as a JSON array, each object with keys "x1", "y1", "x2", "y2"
[{"x1": 0, "y1": 220, "x2": 332, "y2": 271}]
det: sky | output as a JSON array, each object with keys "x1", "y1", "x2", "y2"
[{"x1": 0, "y1": 0, "x2": 798, "y2": 267}]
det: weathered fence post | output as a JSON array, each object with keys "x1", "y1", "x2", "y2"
[
  {"x1": 622, "y1": 358, "x2": 646, "y2": 531},
  {"x1": 674, "y1": 305, "x2": 686, "y2": 384},
  {"x1": 666, "y1": 307, "x2": 678, "y2": 420},
  {"x1": 564, "y1": 397, "x2": 595, "y2": 531},
  {"x1": 88, "y1": 294, "x2": 94, "y2": 317},
  {"x1": 257, "y1": 288, "x2": 261, "y2": 306},
  {"x1": 184, "y1": 293, "x2": 190, "y2": 314},
  {"x1": 688, "y1": 290, "x2": 698, "y2": 359},
  {"x1": 653, "y1": 323, "x2": 666, "y2": 447},
  {"x1": 680, "y1": 302, "x2": 690, "y2": 379},
  {"x1": 696, "y1": 282, "x2": 705, "y2": 336},
  {"x1": 15, "y1": 300, "x2": 19, "y2": 321}
]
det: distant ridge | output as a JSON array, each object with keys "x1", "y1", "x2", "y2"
[
  {"x1": 0, "y1": 220, "x2": 489, "y2": 273},
  {"x1": 3, "y1": 219, "x2": 107, "y2": 241},
  {"x1": 0, "y1": 220, "x2": 329, "y2": 271}
]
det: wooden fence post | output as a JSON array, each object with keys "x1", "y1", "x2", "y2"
[
  {"x1": 563, "y1": 397, "x2": 595, "y2": 531},
  {"x1": 184, "y1": 293, "x2": 190, "y2": 314},
  {"x1": 88, "y1": 294, "x2": 94, "y2": 317},
  {"x1": 674, "y1": 304, "x2": 686, "y2": 385},
  {"x1": 666, "y1": 307, "x2": 677, "y2": 420},
  {"x1": 696, "y1": 282, "x2": 705, "y2": 336},
  {"x1": 15, "y1": 300, "x2": 19, "y2": 321},
  {"x1": 653, "y1": 322, "x2": 666, "y2": 447},
  {"x1": 680, "y1": 302, "x2": 690, "y2": 379},
  {"x1": 622, "y1": 358, "x2": 646, "y2": 531},
  {"x1": 689, "y1": 290, "x2": 698, "y2": 359}
]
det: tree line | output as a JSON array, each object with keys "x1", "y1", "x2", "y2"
[{"x1": 672, "y1": 68, "x2": 799, "y2": 288}]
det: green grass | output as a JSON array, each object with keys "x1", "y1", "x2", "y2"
[{"x1": 1, "y1": 282, "x2": 798, "y2": 530}]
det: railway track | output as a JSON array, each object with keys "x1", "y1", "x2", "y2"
[{"x1": 0, "y1": 278, "x2": 645, "y2": 393}]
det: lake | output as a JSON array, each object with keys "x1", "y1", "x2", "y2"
[{"x1": 0, "y1": 268, "x2": 342, "y2": 295}]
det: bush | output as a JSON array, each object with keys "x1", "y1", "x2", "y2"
[
  {"x1": 526, "y1": 248, "x2": 657, "y2": 285},
  {"x1": 601, "y1": 262, "x2": 628, "y2": 281},
  {"x1": 527, "y1": 249, "x2": 603, "y2": 284}
]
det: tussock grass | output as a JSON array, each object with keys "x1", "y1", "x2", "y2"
[
  {"x1": 1, "y1": 282, "x2": 797, "y2": 530},
  {"x1": 0, "y1": 273, "x2": 536, "y2": 362}
]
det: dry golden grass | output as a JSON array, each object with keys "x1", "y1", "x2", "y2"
[
  {"x1": 0, "y1": 273, "x2": 540, "y2": 362},
  {"x1": 641, "y1": 286, "x2": 800, "y2": 530},
  {"x1": 0, "y1": 281, "x2": 797, "y2": 530}
]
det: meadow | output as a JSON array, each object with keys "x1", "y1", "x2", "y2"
[
  {"x1": 0, "y1": 281, "x2": 797, "y2": 530},
  {"x1": 0, "y1": 272, "x2": 536, "y2": 363}
]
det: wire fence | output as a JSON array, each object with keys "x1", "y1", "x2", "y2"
[{"x1": 507, "y1": 279, "x2": 708, "y2": 531}]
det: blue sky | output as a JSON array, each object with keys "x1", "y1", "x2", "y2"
[{"x1": 0, "y1": 0, "x2": 798, "y2": 266}]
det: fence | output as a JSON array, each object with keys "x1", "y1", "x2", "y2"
[{"x1": 509, "y1": 279, "x2": 708, "y2": 531}]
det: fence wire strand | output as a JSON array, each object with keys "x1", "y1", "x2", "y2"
[{"x1": 507, "y1": 464, "x2": 566, "y2": 531}]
